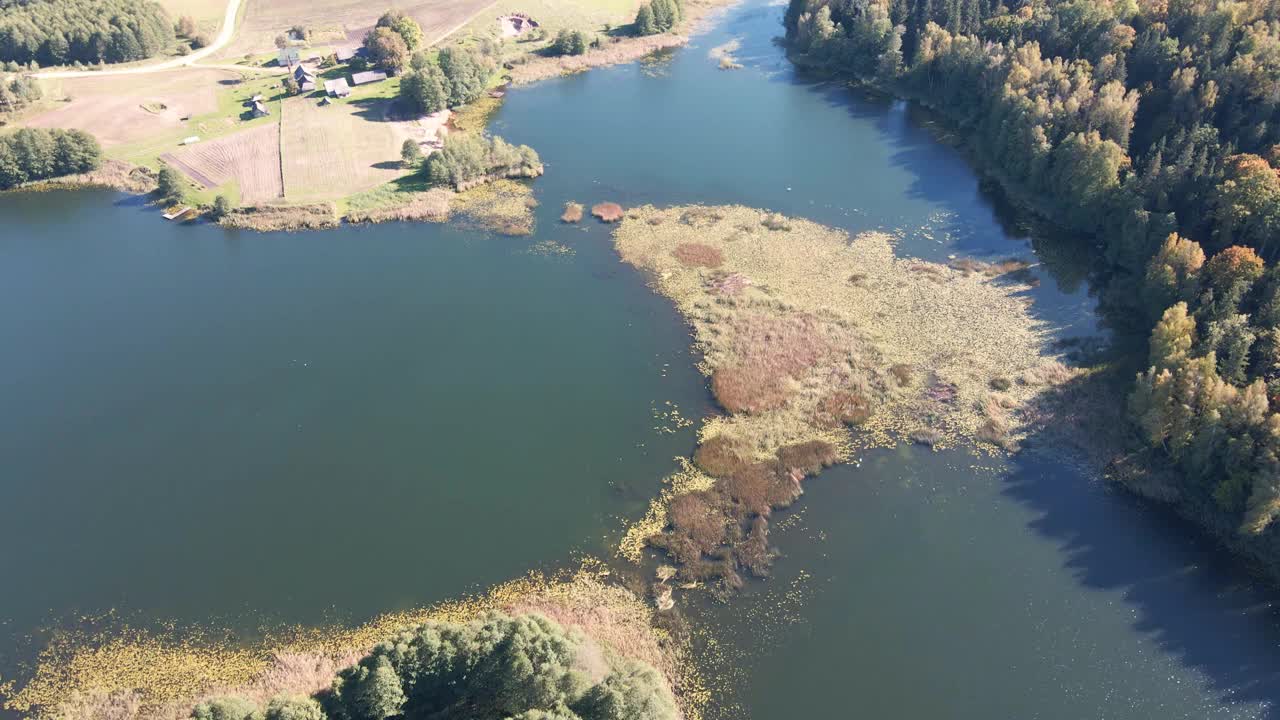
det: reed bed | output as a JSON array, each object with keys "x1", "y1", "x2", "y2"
[
  {"x1": 5, "y1": 564, "x2": 704, "y2": 720},
  {"x1": 613, "y1": 204, "x2": 1069, "y2": 592}
]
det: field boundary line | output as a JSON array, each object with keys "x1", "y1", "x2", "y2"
[
  {"x1": 276, "y1": 102, "x2": 287, "y2": 200},
  {"x1": 426, "y1": 0, "x2": 499, "y2": 47}
]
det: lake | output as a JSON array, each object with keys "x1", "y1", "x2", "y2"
[{"x1": 3, "y1": 0, "x2": 1280, "y2": 717}]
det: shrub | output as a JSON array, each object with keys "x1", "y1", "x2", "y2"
[
  {"x1": 550, "y1": 29, "x2": 589, "y2": 56},
  {"x1": 192, "y1": 697, "x2": 258, "y2": 720},
  {"x1": 210, "y1": 195, "x2": 233, "y2": 220},
  {"x1": 263, "y1": 696, "x2": 324, "y2": 720}
]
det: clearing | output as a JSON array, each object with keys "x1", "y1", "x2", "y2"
[
  {"x1": 162, "y1": 122, "x2": 284, "y2": 203},
  {"x1": 279, "y1": 96, "x2": 414, "y2": 202},
  {"x1": 220, "y1": 0, "x2": 495, "y2": 58}
]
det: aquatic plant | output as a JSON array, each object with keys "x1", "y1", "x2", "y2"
[
  {"x1": 613, "y1": 205, "x2": 1068, "y2": 592},
  {"x1": 561, "y1": 202, "x2": 584, "y2": 223},
  {"x1": 591, "y1": 203, "x2": 624, "y2": 223}
]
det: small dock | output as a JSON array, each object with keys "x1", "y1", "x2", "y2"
[{"x1": 162, "y1": 206, "x2": 194, "y2": 220}]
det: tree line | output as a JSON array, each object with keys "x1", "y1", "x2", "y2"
[
  {"x1": 0, "y1": 0, "x2": 176, "y2": 66},
  {"x1": 783, "y1": 0, "x2": 1280, "y2": 562},
  {"x1": 0, "y1": 72, "x2": 41, "y2": 117},
  {"x1": 189, "y1": 612, "x2": 676, "y2": 720},
  {"x1": 0, "y1": 126, "x2": 102, "y2": 188}
]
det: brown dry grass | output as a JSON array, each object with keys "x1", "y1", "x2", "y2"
[
  {"x1": 20, "y1": 160, "x2": 156, "y2": 195},
  {"x1": 8, "y1": 564, "x2": 704, "y2": 720},
  {"x1": 345, "y1": 189, "x2": 452, "y2": 224},
  {"x1": 613, "y1": 205, "x2": 1071, "y2": 591},
  {"x1": 561, "y1": 201, "x2": 584, "y2": 223},
  {"x1": 23, "y1": 70, "x2": 228, "y2": 148},
  {"x1": 510, "y1": 34, "x2": 689, "y2": 84},
  {"x1": 591, "y1": 201, "x2": 624, "y2": 222},
  {"x1": 672, "y1": 243, "x2": 723, "y2": 268},
  {"x1": 279, "y1": 97, "x2": 413, "y2": 203},
  {"x1": 165, "y1": 123, "x2": 283, "y2": 203},
  {"x1": 219, "y1": 203, "x2": 338, "y2": 231}
]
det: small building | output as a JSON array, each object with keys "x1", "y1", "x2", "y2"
[
  {"x1": 251, "y1": 100, "x2": 270, "y2": 117},
  {"x1": 292, "y1": 64, "x2": 317, "y2": 92},
  {"x1": 181, "y1": 135, "x2": 200, "y2": 145},
  {"x1": 324, "y1": 77, "x2": 351, "y2": 98},
  {"x1": 335, "y1": 47, "x2": 357, "y2": 63},
  {"x1": 278, "y1": 47, "x2": 301, "y2": 67},
  {"x1": 350, "y1": 70, "x2": 388, "y2": 85}
]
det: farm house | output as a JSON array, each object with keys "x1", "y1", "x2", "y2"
[
  {"x1": 350, "y1": 70, "x2": 388, "y2": 86},
  {"x1": 324, "y1": 78, "x2": 351, "y2": 98},
  {"x1": 293, "y1": 65, "x2": 317, "y2": 92},
  {"x1": 278, "y1": 47, "x2": 301, "y2": 66}
]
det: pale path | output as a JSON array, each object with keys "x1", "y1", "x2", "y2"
[{"x1": 39, "y1": 0, "x2": 248, "y2": 78}]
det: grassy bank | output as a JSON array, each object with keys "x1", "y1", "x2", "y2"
[{"x1": 4, "y1": 563, "x2": 704, "y2": 720}]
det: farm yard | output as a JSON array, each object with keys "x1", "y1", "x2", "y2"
[
  {"x1": 278, "y1": 96, "x2": 415, "y2": 202},
  {"x1": 162, "y1": 122, "x2": 284, "y2": 203},
  {"x1": 218, "y1": 0, "x2": 496, "y2": 58}
]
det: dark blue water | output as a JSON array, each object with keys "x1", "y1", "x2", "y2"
[{"x1": 2, "y1": 1, "x2": 1279, "y2": 718}]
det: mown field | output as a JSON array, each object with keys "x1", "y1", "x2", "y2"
[
  {"x1": 279, "y1": 94, "x2": 412, "y2": 202},
  {"x1": 25, "y1": 70, "x2": 228, "y2": 148},
  {"x1": 163, "y1": 122, "x2": 283, "y2": 203},
  {"x1": 219, "y1": 0, "x2": 495, "y2": 58}
]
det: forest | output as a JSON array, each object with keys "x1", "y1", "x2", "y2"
[
  {"x1": 0, "y1": 127, "x2": 102, "y2": 188},
  {"x1": 0, "y1": 0, "x2": 175, "y2": 66},
  {"x1": 784, "y1": 0, "x2": 1280, "y2": 571}
]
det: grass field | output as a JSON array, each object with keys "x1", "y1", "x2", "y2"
[
  {"x1": 219, "y1": 0, "x2": 495, "y2": 58},
  {"x1": 454, "y1": 0, "x2": 642, "y2": 54},
  {"x1": 279, "y1": 95, "x2": 413, "y2": 202},
  {"x1": 163, "y1": 122, "x2": 283, "y2": 203},
  {"x1": 158, "y1": 0, "x2": 229, "y2": 33}
]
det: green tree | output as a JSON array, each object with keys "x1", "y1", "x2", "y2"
[
  {"x1": 156, "y1": 165, "x2": 188, "y2": 205},
  {"x1": 363, "y1": 27, "x2": 410, "y2": 73},
  {"x1": 210, "y1": 195, "x2": 232, "y2": 220},
  {"x1": 400, "y1": 59, "x2": 448, "y2": 113},
  {"x1": 377, "y1": 10, "x2": 423, "y2": 50},
  {"x1": 1142, "y1": 233, "x2": 1204, "y2": 320},
  {"x1": 400, "y1": 139, "x2": 422, "y2": 168},
  {"x1": 437, "y1": 47, "x2": 489, "y2": 106},
  {"x1": 1149, "y1": 301, "x2": 1197, "y2": 370},
  {"x1": 634, "y1": 4, "x2": 658, "y2": 35}
]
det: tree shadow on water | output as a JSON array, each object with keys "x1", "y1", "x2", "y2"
[{"x1": 1003, "y1": 389, "x2": 1280, "y2": 716}]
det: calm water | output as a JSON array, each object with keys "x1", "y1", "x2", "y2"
[{"x1": 3, "y1": 0, "x2": 1280, "y2": 717}]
